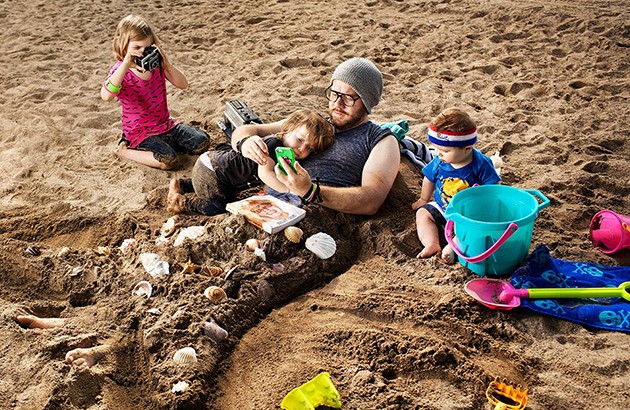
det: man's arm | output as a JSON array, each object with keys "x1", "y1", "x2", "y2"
[
  {"x1": 315, "y1": 135, "x2": 400, "y2": 215},
  {"x1": 231, "y1": 121, "x2": 284, "y2": 165}
]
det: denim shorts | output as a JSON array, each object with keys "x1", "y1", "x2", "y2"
[{"x1": 131, "y1": 123, "x2": 210, "y2": 165}]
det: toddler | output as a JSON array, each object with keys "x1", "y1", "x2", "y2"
[
  {"x1": 412, "y1": 108, "x2": 501, "y2": 263},
  {"x1": 101, "y1": 15, "x2": 209, "y2": 170},
  {"x1": 167, "y1": 109, "x2": 334, "y2": 216}
]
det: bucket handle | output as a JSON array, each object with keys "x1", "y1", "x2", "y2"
[
  {"x1": 524, "y1": 189, "x2": 550, "y2": 211},
  {"x1": 445, "y1": 220, "x2": 519, "y2": 263}
]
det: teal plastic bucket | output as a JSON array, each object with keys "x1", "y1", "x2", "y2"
[{"x1": 444, "y1": 185, "x2": 550, "y2": 277}]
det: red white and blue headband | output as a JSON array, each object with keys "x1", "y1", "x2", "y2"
[{"x1": 427, "y1": 124, "x2": 477, "y2": 147}]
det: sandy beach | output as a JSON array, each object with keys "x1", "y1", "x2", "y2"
[{"x1": 0, "y1": 0, "x2": 628, "y2": 408}]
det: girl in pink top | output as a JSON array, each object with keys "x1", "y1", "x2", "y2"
[{"x1": 101, "y1": 15, "x2": 209, "y2": 170}]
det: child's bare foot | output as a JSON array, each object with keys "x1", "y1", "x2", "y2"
[
  {"x1": 65, "y1": 345, "x2": 109, "y2": 368},
  {"x1": 416, "y1": 243, "x2": 441, "y2": 259},
  {"x1": 441, "y1": 244, "x2": 456, "y2": 265},
  {"x1": 15, "y1": 314, "x2": 66, "y2": 329},
  {"x1": 167, "y1": 178, "x2": 185, "y2": 213}
]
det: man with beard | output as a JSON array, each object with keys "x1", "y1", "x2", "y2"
[{"x1": 231, "y1": 58, "x2": 400, "y2": 215}]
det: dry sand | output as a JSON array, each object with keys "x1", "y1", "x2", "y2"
[{"x1": 1, "y1": 0, "x2": 629, "y2": 409}]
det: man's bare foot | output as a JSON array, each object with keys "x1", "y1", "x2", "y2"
[
  {"x1": 441, "y1": 244, "x2": 456, "y2": 265},
  {"x1": 15, "y1": 314, "x2": 66, "y2": 329},
  {"x1": 416, "y1": 243, "x2": 441, "y2": 259},
  {"x1": 167, "y1": 178, "x2": 185, "y2": 213},
  {"x1": 65, "y1": 345, "x2": 109, "y2": 368}
]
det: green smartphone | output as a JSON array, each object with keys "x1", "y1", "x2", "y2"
[{"x1": 275, "y1": 147, "x2": 296, "y2": 175}]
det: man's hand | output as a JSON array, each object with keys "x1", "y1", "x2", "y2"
[
  {"x1": 241, "y1": 135, "x2": 269, "y2": 165},
  {"x1": 275, "y1": 160, "x2": 313, "y2": 197}
]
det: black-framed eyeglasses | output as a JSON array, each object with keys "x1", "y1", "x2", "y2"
[{"x1": 324, "y1": 85, "x2": 361, "y2": 107}]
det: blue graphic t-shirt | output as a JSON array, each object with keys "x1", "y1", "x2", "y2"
[{"x1": 422, "y1": 148, "x2": 501, "y2": 210}]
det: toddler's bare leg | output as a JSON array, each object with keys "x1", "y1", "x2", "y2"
[{"x1": 415, "y1": 208, "x2": 441, "y2": 258}]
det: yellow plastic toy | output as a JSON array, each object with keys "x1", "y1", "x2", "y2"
[
  {"x1": 280, "y1": 372, "x2": 342, "y2": 410},
  {"x1": 486, "y1": 377, "x2": 528, "y2": 410}
]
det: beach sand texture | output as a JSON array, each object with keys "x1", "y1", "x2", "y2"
[{"x1": 1, "y1": 0, "x2": 628, "y2": 408}]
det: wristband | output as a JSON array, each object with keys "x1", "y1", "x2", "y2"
[
  {"x1": 301, "y1": 180, "x2": 322, "y2": 205},
  {"x1": 236, "y1": 136, "x2": 251, "y2": 154},
  {"x1": 104, "y1": 78, "x2": 121, "y2": 94}
]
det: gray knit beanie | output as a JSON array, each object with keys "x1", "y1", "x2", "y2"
[{"x1": 331, "y1": 57, "x2": 383, "y2": 114}]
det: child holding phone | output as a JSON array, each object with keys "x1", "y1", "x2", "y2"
[
  {"x1": 101, "y1": 15, "x2": 210, "y2": 170},
  {"x1": 167, "y1": 109, "x2": 334, "y2": 216}
]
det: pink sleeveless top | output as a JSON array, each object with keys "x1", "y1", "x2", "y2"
[{"x1": 108, "y1": 62, "x2": 177, "y2": 148}]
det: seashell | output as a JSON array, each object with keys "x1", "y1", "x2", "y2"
[
  {"x1": 225, "y1": 227, "x2": 234, "y2": 234},
  {"x1": 204, "y1": 286, "x2": 227, "y2": 303},
  {"x1": 272, "y1": 263, "x2": 285, "y2": 273},
  {"x1": 245, "y1": 238, "x2": 259, "y2": 251},
  {"x1": 58, "y1": 246, "x2": 70, "y2": 257},
  {"x1": 160, "y1": 216, "x2": 179, "y2": 237},
  {"x1": 173, "y1": 226, "x2": 205, "y2": 247},
  {"x1": 132, "y1": 281, "x2": 153, "y2": 298},
  {"x1": 203, "y1": 318, "x2": 229, "y2": 343},
  {"x1": 25, "y1": 246, "x2": 41, "y2": 256},
  {"x1": 120, "y1": 238, "x2": 137, "y2": 255},
  {"x1": 171, "y1": 381, "x2": 190, "y2": 394},
  {"x1": 155, "y1": 236, "x2": 169, "y2": 247},
  {"x1": 305, "y1": 232, "x2": 337, "y2": 259},
  {"x1": 224, "y1": 265, "x2": 242, "y2": 281},
  {"x1": 173, "y1": 347, "x2": 198, "y2": 364},
  {"x1": 253, "y1": 247, "x2": 267, "y2": 261},
  {"x1": 147, "y1": 308, "x2": 161, "y2": 315},
  {"x1": 69, "y1": 266, "x2": 85, "y2": 277},
  {"x1": 96, "y1": 246, "x2": 111, "y2": 256},
  {"x1": 202, "y1": 266, "x2": 223, "y2": 277},
  {"x1": 140, "y1": 253, "x2": 170, "y2": 279},
  {"x1": 257, "y1": 279, "x2": 275, "y2": 303},
  {"x1": 284, "y1": 226, "x2": 304, "y2": 243}
]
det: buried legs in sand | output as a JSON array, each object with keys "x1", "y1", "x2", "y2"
[
  {"x1": 15, "y1": 314, "x2": 109, "y2": 368},
  {"x1": 167, "y1": 178, "x2": 186, "y2": 213},
  {"x1": 15, "y1": 314, "x2": 66, "y2": 329},
  {"x1": 65, "y1": 345, "x2": 110, "y2": 368}
]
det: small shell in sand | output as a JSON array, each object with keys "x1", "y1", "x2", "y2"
[
  {"x1": 254, "y1": 247, "x2": 267, "y2": 261},
  {"x1": 160, "y1": 216, "x2": 179, "y2": 237},
  {"x1": 245, "y1": 238, "x2": 259, "y2": 251},
  {"x1": 171, "y1": 380, "x2": 190, "y2": 394},
  {"x1": 58, "y1": 246, "x2": 70, "y2": 257},
  {"x1": 96, "y1": 246, "x2": 111, "y2": 256},
  {"x1": 203, "y1": 318, "x2": 229, "y2": 343},
  {"x1": 305, "y1": 232, "x2": 337, "y2": 259},
  {"x1": 69, "y1": 266, "x2": 84, "y2": 277},
  {"x1": 204, "y1": 286, "x2": 227, "y2": 303},
  {"x1": 25, "y1": 245, "x2": 41, "y2": 256},
  {"x1": 284, "y1": 226, "x2": 304, "y2": 243},
  {"x1": 132, "y1": 281, "x2": 153, "y2": 298},
  {"x1": 173, "y1": 226, "x2": 205, "y2": 247},
  {"x1": 202, "y1": 266, "x2": 224, "y2": 277},
  {"x1": 257, "y1": 279, "x2": 275, "y2": 303},
  {"x1": 173, "y1": 347, "x2": 198, "y2": 364}
]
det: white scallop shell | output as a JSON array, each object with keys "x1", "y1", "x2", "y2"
[
  {"x1": 132, "y1": 281, "x2": 153, "y2": 298},
  {"x1": 254, "y1": 247, "x2": 267, "y2": 261},
  {"x1": 173, "y1": 226, "x2": 205, "y2": 247},
  {"x1": 120, "y1": 238, "x2": 137, "y2": 255},
  {"x1": 147, "y1": 308, "x2": 161, "y2": 315},
  {"x1": 173, "y1": 347, "x2": 198, "y2": 364},
  {"x1": 171, "y1": 380, "x2": 190, "y2": 393},
  {"x1": 305, "y1": 232, "x2": 337, "y2": 259}
]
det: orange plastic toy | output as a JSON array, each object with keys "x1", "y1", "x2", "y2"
[{"x1": 486, "y1": 377, "x2": 528, "y2": 410}]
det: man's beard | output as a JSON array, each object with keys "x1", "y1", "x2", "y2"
[{"x1": 329, "y1": 107, "x2": 367, "y2": 131}]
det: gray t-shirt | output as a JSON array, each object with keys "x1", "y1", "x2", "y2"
[{"x1": 300, "y1": 121, "x2": 393, "y2": 187}]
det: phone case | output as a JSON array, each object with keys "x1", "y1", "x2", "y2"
[{"x1": 275, "y1": 147, "x2": 295, "y2": 175}]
